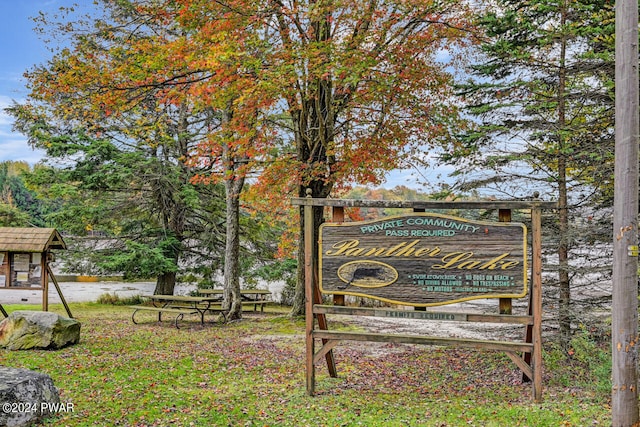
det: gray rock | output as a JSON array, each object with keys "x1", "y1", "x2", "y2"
[
  {"x1": 0, "y1": 366, "x2": 60, "y2": 427},
  {"x1": 0, "y1": 311, "x2": 80, "y2": 350}
]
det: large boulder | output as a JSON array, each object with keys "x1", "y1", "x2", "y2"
[
  {"x1": 0, "y1": 366, "x2": 60, "y2": 427},
  {"x1": 0, "y1": 311, "x2": 80, "y2": 350}
]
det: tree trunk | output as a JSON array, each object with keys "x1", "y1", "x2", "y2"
[
  {"x1": 220, "y1": 105, "x2": 246, "y2": 321},
  {"x1": 557, "y1": 161, "x2": 571, "y2": 348},
  {"x1": 556, "y1": 8, "x2": 571, "y2": 349},
  {"x1": 152, "y1": 105, "x2": 189, "y2": 298},
  {"x1": 287, "y1": 7, "x2": 335, "y2": 317},
  {"x1": 154, "y1": 271, "x2": 176, "y2": 295},
  {"x1": 223, "y1": 176, "x2": 244, "y2": 321}
]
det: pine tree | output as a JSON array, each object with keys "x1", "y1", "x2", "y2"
[{"x1": 452, "y1": 0, "x2": 615, "y2": 346}]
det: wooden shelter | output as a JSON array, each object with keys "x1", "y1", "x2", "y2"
[{"x1": 0, "y1": 227, "x2": 71, "y2": 318}]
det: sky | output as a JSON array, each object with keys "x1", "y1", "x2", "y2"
[
  {"x1": 0, "y1": 1, "x2": 58, "y2": 165},
  {"x1": 0, "y1": 1, "x2": 454, "y2": 191}
]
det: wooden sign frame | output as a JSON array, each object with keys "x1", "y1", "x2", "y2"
[{"x1": 292, "y1": 195, "x2": 556, "y2": 402}]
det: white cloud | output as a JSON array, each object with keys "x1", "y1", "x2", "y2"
[
  {"x1": 383, "y1": 164, "x2": 457, "y2": 190},
  {"x1": 0, "y1": 95, "x2": 14, "y2": 125},
  {"x1": 0, "y1": 95, "x2": 45, "y2": 165},
  {"x1": 0, "y1": 137, "x2": 45, "y2": 164}
]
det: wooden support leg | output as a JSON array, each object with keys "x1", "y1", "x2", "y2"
[
  {"x1": 314, "y1": 269, "x2": 337, "y2": 378},
  {"x1": 531, "y1": 207, "x2": 544, "y2": 401},
  {"x1": 47, "y1": 265, "x2": 73, "y2": 318},
  {"x1": 522, "y1": 291, "x2": 534, "y2": 383},
  {"x1": 304, "y1": 197, "x2": 316, "y2": 396}
]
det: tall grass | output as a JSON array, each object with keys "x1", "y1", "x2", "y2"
[{"x1": 95, "y1": 292, "x2": 144, "y2": 306}]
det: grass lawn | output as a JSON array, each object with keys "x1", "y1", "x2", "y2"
[{"x1": 1, "y1": 303, "x2": 610, "y2": 426}]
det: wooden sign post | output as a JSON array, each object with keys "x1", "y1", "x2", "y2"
[{"x1": 292, "y1": 196, "x2": 555, "y2": 402}]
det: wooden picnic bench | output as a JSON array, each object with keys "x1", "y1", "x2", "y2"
[
  {"x1": 129, "y1": 295, "x2": 227, "y2": 328},
  {"x1": 197, "y1": 289, "x2": 272, "y2": 312}
]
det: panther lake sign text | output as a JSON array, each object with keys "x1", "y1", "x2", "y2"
[{"x1": 319, "y1": 213, "x2": 527, "y2": 306}]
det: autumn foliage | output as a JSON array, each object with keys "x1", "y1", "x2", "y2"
[
  {"x1": 11, "y1": 0, "x2": 474, "y2": 308},
  {"x1": 19, "y1": 0, "x2": 474, "y2": 213}
]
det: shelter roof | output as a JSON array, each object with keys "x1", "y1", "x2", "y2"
[{"x1": 0, "y1": 228, "x2": 67, "y2": 252}]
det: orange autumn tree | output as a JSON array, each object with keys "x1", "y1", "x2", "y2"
[
  {"x1": 11, "y1": 1, "x2": 273, "y2": 313},
  {"x1": 89, "y1": 1, "x2": 270, "y2": 319},
  {"x1": 185, "y1": 0, "x2": 474, "y2": 314},
  {"x1": 90, "y1": 0, "x2": 474, "y2": 316},
  {"x1": 173, "y1": 3, "x2": 277, "y2": 319},
  {"x1": 17, "y1": 0, "x2": 473, "y2": 316},
  {"x1": 181, "y1": 1, "x2": 299, "y2": 308},
  {"x1": 175, "y1": 0, "x2": 475, "y2": 314},
  {"x1": 91, "y1": 1, "x2": 275, "y2": 319}
]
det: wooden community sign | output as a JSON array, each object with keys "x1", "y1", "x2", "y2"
[{"x1": 319, "y1": 213, "x2": 528, "y2": 306}]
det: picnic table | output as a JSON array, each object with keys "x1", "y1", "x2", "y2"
[
  {"x1": 129, "y1": 295, "x2": 227, "y2": 328},
  {"x1": 197, "y1": 289, "x2": 272, "y2": 312}
]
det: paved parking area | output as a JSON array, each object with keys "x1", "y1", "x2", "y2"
[{"x1": 0, "y1": 281, "x2": 160, "y2": 304}]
